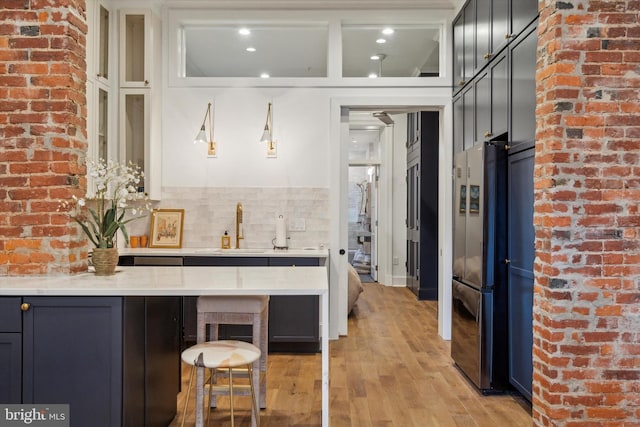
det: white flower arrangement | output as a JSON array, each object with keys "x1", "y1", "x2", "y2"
[{"x1": 60, "y1": 159, "x2": 150, "y2": 248}]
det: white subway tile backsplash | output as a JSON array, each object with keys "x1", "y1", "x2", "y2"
[{"x1": 125, "y1": 187, "x2": 330, "y2": 249}]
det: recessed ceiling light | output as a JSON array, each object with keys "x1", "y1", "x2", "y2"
[
  {"x1": 260, "y1": 73, "x2": 270, "y2": 78},
  {"x1": 382, "y1": 28, "x2": 394, "y2": 35},
  {"x1": 370, "y1": 55, "x2": 380, "y2": 60},
  {"x1": 239, "y1": 28, "x2": 251, "y2": 35},
  {"x1": 376, "y1": 38, "x2": 386, "y2": 44},
  {"x1": 246, "y1": 47, "x2": 256, "y2": 52},
  {"x1": 368, "y1": 73, "x2": 378, "y2": 78}
]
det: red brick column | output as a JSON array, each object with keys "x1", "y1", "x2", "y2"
[
  {"x1": 534, "y1": 0, "x2": 640, "y2": 425},
  {"x1": 0, "y1": 1, "x2": 88, "y2": 275}
]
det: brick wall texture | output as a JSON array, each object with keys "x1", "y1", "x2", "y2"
[
  {"x1": 0, "y1": 1, "x2": 88, "y2": 275},
  {"x1": 535, "y1": 0, "x2": 640, "y2": 425}
]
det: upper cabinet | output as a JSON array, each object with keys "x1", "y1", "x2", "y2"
[
  {"x1": 509, "y1": 23, "x2": 537, "y2": 153},
  {"x1": 452, "y1": 13, "x2": 465, "y2": 89},
  {"x1": 475, "y1": 0, "x2": 491, "y2": 66},
  {"x1": 117, "y1": 8, "x2": 162, "y2": 199},
  {"x1": 463, "y1": 1, "x2": 476, "y2": 84},
  {"x1": 86, "y1": 0, "x2": 113, "y2": 182},
  {"x1": 452, "y1": 0, "x2": 539, "y2": 94},
  {"x1": 119, "y1": 10, "x2": 152, "y2": 88},
  {"x1": 512, "y1": 0, "x2": 539, "y2": 39},
  {"x1": 491, "y1": 0, "x2": 510, "y2": 54},
  {"x1": 87, "y1": 1, "x2": 111, "y2": 85}
]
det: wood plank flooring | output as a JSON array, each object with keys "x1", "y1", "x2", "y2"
[{"x1": 169, "y1": 283, "x2": 532, "y2": 427}]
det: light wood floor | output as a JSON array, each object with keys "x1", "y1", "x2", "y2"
[{"x1": 170, "y1": 283, "x2": 532, "y2": 427}]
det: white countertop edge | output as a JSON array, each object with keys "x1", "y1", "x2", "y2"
[{"x1": 0, "y1": 266, "x2": 328, "y2": 296}]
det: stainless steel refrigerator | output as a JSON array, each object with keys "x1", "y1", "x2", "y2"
[{"x1": 451, "y1": 142, "x2": 509, "y2": 392}]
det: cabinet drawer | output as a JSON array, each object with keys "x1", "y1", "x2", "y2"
[{"x1": 0, "y1": 298, "x2": 22, "y2": 332}]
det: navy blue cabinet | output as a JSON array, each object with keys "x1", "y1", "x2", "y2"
[
  {"x1": 22, "y1": 297, "x2": 124, "y2": 426},
  {"x1": 0, "y1": 297, "x2": 22, "y2": 404},
  {"x1": 509, "y1": 23, "x2": 537, "y2": 153},
  {"x1": 1, "y1": 296, "x2": 180, "y2": 426},
  {"x1": 507, "y1": 148, "x2": 535, "y2": 400},
  {"x1": 512, "y1": 0, "x2": 539, "y2": 39}
]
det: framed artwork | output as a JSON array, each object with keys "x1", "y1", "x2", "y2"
[
  {"x1": 469, "y1": 185, "x2": 480, "y2": 214},
  {"x1": 459, "y1": 184, "x2": 467, "y2": 214},
  {"x1": 149, "y1": 209, "x2": 184, "y2": 248}
]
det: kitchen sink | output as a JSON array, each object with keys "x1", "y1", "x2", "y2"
[{"x1": 193, "y1": 248, "x2": 266, "y2": 254}]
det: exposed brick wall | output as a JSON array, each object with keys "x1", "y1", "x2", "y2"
[
  {"x1": 0, "y1": 0, "x2": 88, "y2": 275},
  {"x1": 534, "y1": 0, "x2": 640, "y2": 425}
]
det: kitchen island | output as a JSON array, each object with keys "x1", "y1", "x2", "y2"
[
  {"x1": 118, "y1": 248, "x2": 329, "y2": 351},
  {"x1": 0, "y1": 266, "x2": 329, "y2": 427}
]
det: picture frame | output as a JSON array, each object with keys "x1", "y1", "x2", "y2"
[
  {"x1": 469, "y1": 184, "x2": 480, "y2": 214},
  {"x1": 149, "y1": 209, "x2": 185, "y2": 248},
  {"x1": 459, "y1": 184, "x2": 467, "y2": 214}
]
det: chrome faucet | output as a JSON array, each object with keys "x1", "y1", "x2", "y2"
[{"x1": 236, "y1": 202, "x2": 244, "y2": 249}]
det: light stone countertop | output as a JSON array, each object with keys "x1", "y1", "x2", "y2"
[
  {"x1": 0, "y1": 266, "x2": 328, "y2": 296},
  {"x1": 118, "y1": 247, "x2": 329, "y2": 258}
]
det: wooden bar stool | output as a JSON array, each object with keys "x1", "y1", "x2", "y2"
[
  {"x1": 181, "y1": 340, "x2": 261, "y2": 427},
  {"x1": 197, "y1": 295, "x2": 269, "y2": 410}
]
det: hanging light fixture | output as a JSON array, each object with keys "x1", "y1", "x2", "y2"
[
  {"x1": 260, "y1": 102, "x2": 276, "y2": 156},
  {"x1": 194, "y1": 102, "x2": 216, "y2": 156},
  {"x1": 260, "y1": 102, "x2": 272, "y2": 143}
]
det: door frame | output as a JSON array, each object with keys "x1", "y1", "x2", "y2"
[{"x1": 329, "y1": 95, "x2": 453, "y2": 340}]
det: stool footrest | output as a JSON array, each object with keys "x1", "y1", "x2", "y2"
[{"x1": 207, "y1": 384, "x2": 252, "y2": 394}]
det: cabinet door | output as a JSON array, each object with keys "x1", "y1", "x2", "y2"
[
  {"x1": 463, "y1": 0, "x2": 476, "y2": 83},
  {"x1": 452, "y1": 13, "x2": 465, "y2": 89},
  {"x1": 475, "y1": 70, "x2": 490, "y2": 144},
  {"x1": 120, "y1": 89, "x2": 149, "y2": 193},
  {"x1": 145, "y1": 297, "x2": 181, "y2": 427},
  {"x1": 491, "y1": 53, "x2": 508, "y2": 137},
  {"x1": 509, "y1": 25, "x2": 537, "y2": 152},
  {"x1": 268, "y1": 257, "x2": 321, "y2": 350},
  {"x1": 512, "y1": 0, "x2": 538, "y2": 39},
  {"x1": 507, "y1": 148, "x2": 535, "y2": 401},
  {"x1": 268, "y1": 296, "x2": 319, "y2": 346},
  {"x1": 119, "y1": 10, "x2": 151, "y2": 87},
  {"x1": 491, "y1": 0, "x2": 510, "y2": 54},
  {"x1": 0, "y1": 298, "x2": 22, "y2": 404},
  {"x1": 453, "y1": 94, "x2": 464, "y2": 154},
  {"x1": 462, "y1": 85, "x2": 475, "y2": 150},
  {"x1": 22, "y1": 297, "x2": 123, "y2": 426},
  {"x1": 476, "y1": 0, "x2": 491, "y2": 68},
  {"x1": 0, "y1": 333, "x2": 21, "y2": 403},
  {"x1": 97, "y1": 4, "x2": 110, "y2": 81}
]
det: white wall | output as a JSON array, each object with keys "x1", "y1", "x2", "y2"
[
  {"x1": 162, "y1": 88, "x2": 330, "y2": 188},
  {"x1": 391, "y1": 113, "x2": 408, "y2": 286}
]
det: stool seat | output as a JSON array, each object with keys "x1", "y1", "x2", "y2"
[
  {"x1": 182, "y1": 340, "x2": 261, "y2": 369},
  {"x1": 198, "y1": 295, "x2": 268, "y2": 313},
  {"x1": 181, "y1": 340, "x2": 262, "y2": 427}
]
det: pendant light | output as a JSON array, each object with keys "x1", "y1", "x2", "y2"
[{"x1": 194, "y1": 102, "x2": 216, "y2": 156}]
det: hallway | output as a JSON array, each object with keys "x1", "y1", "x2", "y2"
[{"x1": 172, "y1": 283, "x2": 531, "y2": 426}]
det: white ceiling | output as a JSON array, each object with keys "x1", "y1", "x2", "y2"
[{"x1": 164, "y1": 0, "x2": 463, "y2": 10}]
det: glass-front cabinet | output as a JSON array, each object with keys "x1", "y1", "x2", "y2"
[
  {"x1": 119, "y1": 10, "x2": 151, "y2": 87},
  {"x1": 117, "y1": 9, "x2": 161, "y2": 199},
  {"x1": 119, "y1": 90, "x2": 148, "y2": 193},
  {"x1": 86, "y1": 0, "x2": 113, "y2": 183}
]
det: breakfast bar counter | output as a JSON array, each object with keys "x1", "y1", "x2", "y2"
[{"x1": 0, "y1": 266, "x2": 329, "y2": 427}]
